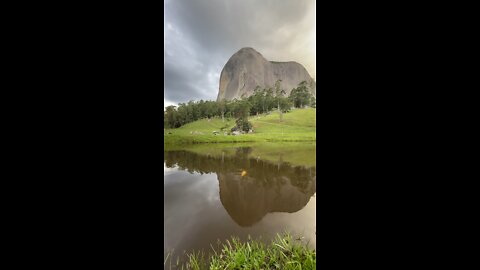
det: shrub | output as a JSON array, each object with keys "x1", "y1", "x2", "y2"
[{"x1": 233, "y1": 118, "x2": 252, "y2": 132}]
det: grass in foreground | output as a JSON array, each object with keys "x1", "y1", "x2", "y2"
[
  {"x1": 164, "y1": 108, "x2": 316, "y2": 145},
  {"x1": 164, "y1": 233, "x2": 316, "y2": 270}
]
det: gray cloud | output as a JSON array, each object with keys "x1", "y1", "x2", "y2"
[{"x1": 164, "y1": 0, "x2": 315, "y2": 107}]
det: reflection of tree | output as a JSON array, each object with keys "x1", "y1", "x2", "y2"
[
  {"x1": 164, "y1": 149, "x2": 316, "y2": 227},
  {"x1": 235, "y1": 147, "x2": 252, "y2": 157}
]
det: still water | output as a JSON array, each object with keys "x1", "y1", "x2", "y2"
[{"x1": 164, "y1": 143, "x2": 316, "y2": 262}]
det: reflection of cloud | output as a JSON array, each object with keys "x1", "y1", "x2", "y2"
[
  {"x1": 164, "y1": 163, "x2": 177, "y2": 175},
  {"x1": 164, "y1": 169, "x2": 221, "y2": 252},
  {"x1": 261, "y1": 195, "x2": 316, "y2": 248}
]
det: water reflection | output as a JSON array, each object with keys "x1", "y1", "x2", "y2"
[{"x1": 164, "y1": 147, "x2": 316, "y2": 227}]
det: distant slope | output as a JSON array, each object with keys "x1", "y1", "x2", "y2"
[{"x1": 164, "y1": 108, "x2": 316, "y2": 144}]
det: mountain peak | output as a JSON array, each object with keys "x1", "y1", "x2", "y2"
[{"x1": 217, "y1": 48, "x2": 315, "y2": 101}]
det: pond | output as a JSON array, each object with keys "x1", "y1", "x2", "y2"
[{"x1": 164, "y1": 142, "x2": 316, "y2": 264}]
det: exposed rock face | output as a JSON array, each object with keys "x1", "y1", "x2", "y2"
[{"x1": 217, "y1": 47, "x2": 316, "y2": 101}]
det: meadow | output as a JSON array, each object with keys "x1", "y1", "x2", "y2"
[{"x1": 164, "y1": 108, "x2": 316, "y2": 145}]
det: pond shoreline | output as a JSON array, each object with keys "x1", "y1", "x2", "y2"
[
  {"x1": 164, "y1": 136, "x2": 317, "y2": 145},
  {"x1": 164, "y1": 141, "x2": 316, "y2": 167}
]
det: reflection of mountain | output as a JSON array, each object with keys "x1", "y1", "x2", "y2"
[
  {"x1": 164, "y1": 147, "x2": 316, "y2": 227},
  {"x1": 218, "y1": 172, "x2": 315, "y2": 226}
]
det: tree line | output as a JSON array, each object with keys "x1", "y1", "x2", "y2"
[{"x1": 164, "y1": 80, "x2": 315, "y2": 129}]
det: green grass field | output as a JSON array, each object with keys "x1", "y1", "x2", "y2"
[{"x1": 164, "y1": 108, "x2": 316, "y2": 145}]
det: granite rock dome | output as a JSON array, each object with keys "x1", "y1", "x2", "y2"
[{"x1": 217, "y1": 47, "x2": 316, "y2": 101}]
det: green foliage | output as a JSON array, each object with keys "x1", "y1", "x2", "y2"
[
  {"x1": 164, "y1": 232, "x2": 316, "y2": 270},
  {"x1": 232, "y1": 117, "x2": 252, "y2": 132},
  {"x1": 165, "y1": 105, "x2": 178, "y2": 128},
  {"x1": 273, "y1": 80, "x2": 291, "y2": 121},
  {"x1": 232, "y1": 98, "x2": 251, "y2": 119},
  {"x1": 278, "y1": 96, "x2": 292, "y2": 112},
  {"x1": 289, "y1": 81, "x2": 313, "y2": 108}
]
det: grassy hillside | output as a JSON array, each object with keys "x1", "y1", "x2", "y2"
[{"x1": 164, "y1": 108, "x2": 316, "y2": 145}]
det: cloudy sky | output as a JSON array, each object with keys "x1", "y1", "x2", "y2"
[{"x1": 164, "y1": 0, "x2": 316, "y2": 109}]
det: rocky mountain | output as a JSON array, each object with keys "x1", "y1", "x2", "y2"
[{"x1": 217, "y1": 47, "x2": 316, "y2": 101}]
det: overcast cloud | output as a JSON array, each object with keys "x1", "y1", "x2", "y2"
[{"x1": 164, "y1": 0, "x2": 316, "y2": 109}]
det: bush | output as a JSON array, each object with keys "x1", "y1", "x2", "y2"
[{"x1": 231, "y1": 118, "x2": 252, "y2": 132}]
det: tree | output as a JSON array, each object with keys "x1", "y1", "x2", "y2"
[
  {"x1": 164, "y1": 112, "x2": 169, "y2": 128},
  {"x1": 204, "y1": 101, "x2": 215, "y2": 119},
  {"x1": 165, "y1": 105, "x2": 178, "y2": 128},
  {"x1": 279, "y1": 96, "x2": 292, "y2": 112},
  {"x1": 187, "y1": 100, "x2": 195, "y2": 121},
  {"x1": 234, "y1": 117, "x2": 252, "y2": 132},
  {"x1": 265, "y1": 87, "x2": 275, "y2": 112},
  {"x1": 231, "y1": 98, "x2": 252, "y2": 132},
  {"x1": 226, "y1": 99, "x2": 237, "y2": 119},
  {"x1": 250, "y1": 86, "x2": 264, "y2": 115},
  {"x1": 289, "y1": 81, "x2": 312, "y2": 108},
  {"x1": 234, "y1": 98, "x2": 251, "y2": 119},
  {"x1": 275, "y1": 80, "x2": 287, "y2": 122},
  {"x1": 198, "y1": 100, "x2": 205, "y2": 119},
  {"x1": 219, "y1": 99, "x2": 227, "y2": 122},
  {"x1": 177, "y1": 103, "x2": 188, "y2": 126}
]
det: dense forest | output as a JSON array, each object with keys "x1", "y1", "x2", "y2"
[{"x1": 165, "y1": 80, "x2": 316, "y2": 129}]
